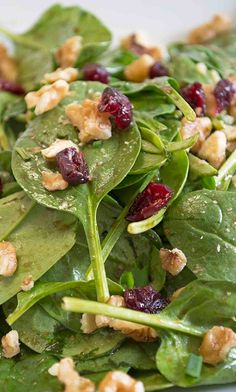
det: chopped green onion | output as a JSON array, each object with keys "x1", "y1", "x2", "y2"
[{"x1": 185, "y1": 353, "x2": 203, "y2": 378}]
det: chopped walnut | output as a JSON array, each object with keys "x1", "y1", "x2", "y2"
[
  {"x1": 124, "y1": 54, "x2": 154, "y2": 82},
  {"x1": 198, "y1": 131, "x2": 227, "y2": 169},
  {"x1": 180, "y1": 117, "x2": 212, "y2": 154},
  {"x1": 56, "y1": 36, "x2": 82, "y2": 68},
  {"x1": 98, "y1": 371, "x2": 144, "y2": 392},
  {"x1": 0, "y1": 241, "x2": 17, "y2": 277},
  {"x1": 1, "y1": 330, "x2": 20, "y2": 358},
  {"x1": 25, "y1": 80, "x2": 69, "y2": 115},
  {"x1": 160, "y1": 248, "x2": 187, "y2": 276},
  {"x1": 42, "y1": 171, "x2": 68, "y2": 191},
  {"x1": 199, "y1": 326, "x2": 236, "y2": 365},
  {"x1": 95, "y1": 295, "x2": 158, "y2": 342},
  {"x1": 80, "y1": 313, "x2": 97, "y2": 334},
  {"x1": 0, "y1": 43, "x2": 17, "y2": 82},
  {"x1": 43, "y1": 67, "x2": 79, "y2": 83},
  {"x1": 41, "y1": 139, "x2": 79, "y2": 161},
  {"x1": 188, "y1": 14, "x2": 231, "y2": 44},
  {"x1": 65, "y1": 99, "x2": 112, "y2": 144},
  {"x1": 202, "y1": 84, "x2": 218, "y2": 117},
  {"x1": 20, "y1": 275, "x2": 34, "y2": 291},
  {"x1": 121, "y1": 32, "x2": 162, "y2": 60},
  {"x1": 48, "y1": 357, "x2": 95, "y2": 392},
  {"x1": 170, "y1": 287, "x2": 186, "y2": 302}
]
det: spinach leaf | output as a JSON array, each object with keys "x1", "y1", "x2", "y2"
[
  {"x1": 0, "y1": 203, "x2": 76, "y2": 304},
  {"x1": 134, "y1": 371, "x2": 173, "y2": 391},
  {"x1": 156, "y1": 280, "x2": 236, "y2": 387},
  {"x1": 0, "y1": 349, "x2": 61, "y2": 392},
  {"x1": 164, "y1": 190, "x2": 236, "y2": 281},
  {"x1": 0, "y1": 5, "x2": 112, "y2": 90},
  {"x1": 0, "y1": 92, "x2": 23, "y2": 150},
  {"x1": 77, "y1": 340, "x2": 159, "y2": 373},
  {"x1": 150, "y1": 247, "x2": 166, "y2": 291},
  {"x1": 0, "y1": 191, "x2": 34, "y2": 241},
  {"x1": 12, "y1": 81, "x2": 141, "y2": 302},
  {"x1": 188, "y1": 153, "x2": 218, "y2": 180}
]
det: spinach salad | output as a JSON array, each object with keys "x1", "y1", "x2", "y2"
[{"x1": 0, "y1": 5, "x2": 236, "y2": 391}]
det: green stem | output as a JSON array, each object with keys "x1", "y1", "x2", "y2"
[
  {"x1": 86, "y1": 199, "x2": 109, "y2": 302},
  {"x1": 86, "y1": 172, "x2": 155, "y2": 279},
  {"x1": 62, "y1": 297, "x2": 203, "y2": 337},
  {"x1": 216, "y1": 149, "x2": 236, "y2": 190}
]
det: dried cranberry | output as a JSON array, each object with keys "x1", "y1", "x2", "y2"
[
  {"x1": 126, "y1": 182, "x2": 173, "y2": 222},
  {"x1": 98, "y1": 87, "x2": 133, "y2": 129},
  {"x1": 56, "y1": 147, "x2": 89, "y2": 185},
  {"x1": 181, "y1": 82, "x2": 206, "y2": 116},
  {"x1": 0, "y1": 79, "x2": 25, "y2": 95},
  {"x1": 149, "y1": 62, "x2": 169, "y2": 78},
  {"x1": 83, "y1": 63, "x2": 109, "y2": 84},
  {"x1": 124, "y1": 285, "x2": 169, "y2": 314},
  {"x1": 214, "y1": 79, "x2": 235, "y2": 113}
]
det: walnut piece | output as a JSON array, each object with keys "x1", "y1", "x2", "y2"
[
  {"x1": 83, "y1": 295, "x2": 158, "y2": 342},
  {"x1": 121, "y1": 32, "x2": 162, "y2": 60},
  {"x1": 1, "y1": 330, "x2": 20, "y2": 358},
  {"x1": 180, "y1": 117, "x2": 212, "y2": 154},
  {"x1": 0, "y1": 43, "x2": 17, "y2": 82},
  {"x1": 199, "y1": 326, "x2": 236, "y2": 365},
  {"x1": 198, "y1": 131, "x2": 227, "y2": 169},
  {"x1": 80, "y1": 313, "x2": 97, "y2": 334},
  {"x1": 48, "y1": 357, "x2": 95, "y2": 392},
  {"x1": 43, "y1": 67, "x2": 79, "y2": 83},
  {"x1": 0, "y1": 241, "x2": 17, "y2": 277},
  {"x1": 98, "y1": 371, "x2": 144, "y2": 392},
  {"x1": 41, "y1": 139, "x2": 79, "y2": 161},
  {"x1": 42, "y1": 171, "x2": 68, "y2": 191},
  {"x1": 56, "y1": 36, "x2": 82, "y2": 68},
  {"x1": 188, "y1": 14, "x2": 231, "y2": 44},
  {"x1": 20, "y1": 275, "x2": 34, "y2": 291},
  {"x1": 25, "y1": 80, "x2": 69, "y2": 115},
  {"x1": 124, "y1": 54, "x2": 154, "y2": 82},
  {"x1": 65, "y1": 99, "x2": 112, "y2": 144},
  {"x1": 160, "y1": 248, "x2": 187, "y2": 276}
]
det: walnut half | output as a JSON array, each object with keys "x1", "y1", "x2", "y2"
[
  {"x1": 98, "y1": 371, "x2": 144, "y2": 392},
  {"x1": 42, "y1": 171, "x2": 68, "y2": 191},
  {"x1": 48, "y1": 357, "x2": 95, "y2": 392},
  {"x1": 188, "y1": 14, "x2": 231, "y2": 44},
  {"x1": 199, "y1": 326, "x2": 236, "y2": 365},
  {"x1": 56, "y1": 36, "x2": 82, "y2": 68},
  {"x1": 124, "y1": 54, "x2": 154, "y2": 82}
]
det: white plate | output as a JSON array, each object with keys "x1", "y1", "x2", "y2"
[{"x1": 1, "y1": 1, "x2": 236, "y2": 391}]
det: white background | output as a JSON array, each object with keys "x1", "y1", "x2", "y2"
[{"x1": 0, "y1": 1, "x2": 236, "y2": 391}]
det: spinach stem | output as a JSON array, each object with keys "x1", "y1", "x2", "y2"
[
  {"x1": 85, "y1": 172, "x2": 155, "y2": 280},
  {"x1": 216, "y1": 149, "x2": 236, "y2": 190},
  {"x1": 86, "y1": 199, "x2": 110, "y2": 302},
  {"x1": 62, "y1": 297, "x2": 203, "y2": 337}
]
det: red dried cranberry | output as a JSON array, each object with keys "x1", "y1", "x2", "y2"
[
  {"x1": 0, "y1": 79, "x2": 25, "y2": 95},
  {"x1": 124, "y1": 285, "x2": 169, "y2": 314},
  {"x1": 126, "y1": 182, "x2": 173, "y2": 222},
  {"x1": 83, "y1": 63, "x2": 109, "y2": 84},
  {"x1": 181, "y1": 82, "x2": 206, "y2": 116},
  {"x1": 149, "y1": 62, "x2": 169, "y2": 78},
  {"x1": 98, "y1": 87, "x2": 133, "y2": 129},
  {"x1": 214, "y1": 79, "x2": 235, "y2": 113},
  {"x1": 56, "y1": 147, "x2": 89, "y2": 185}
]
